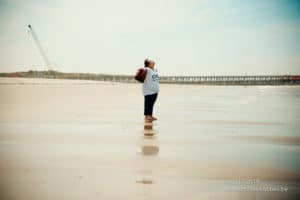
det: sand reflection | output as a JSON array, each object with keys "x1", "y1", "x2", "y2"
[
  {"x1": 142, "y1": 122, "x2": 159, "y2": 156},
  {"x1": 136, "y1": 121, "x2": 159, "y2": 188}
]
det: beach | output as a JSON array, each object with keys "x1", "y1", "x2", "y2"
[{"x1": 0, "y1": 77, "x2": 300, "y2": 199}]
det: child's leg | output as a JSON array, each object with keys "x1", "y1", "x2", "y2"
[
  {"x1": 144, "y1": 93, "x2": 157, "y2": 121},
  {"x1": 149, "y1": 93, "x2": 158, "y2": 118},
  {"x1": 144, "y1": 94, "x2": 153, "y2": 116}
]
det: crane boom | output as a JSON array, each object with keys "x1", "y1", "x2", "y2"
[{"x1": 28, "y1": 24, "x2": 53, "y2": 71}]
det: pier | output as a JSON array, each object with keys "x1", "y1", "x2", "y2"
[
  {"x1": 109, "y1": 75, "x2": 300, "y2": 85},
  {"x1": 158, "y1": 75, "x2": 300, "y2": 85},
  {"x1": 1, "y1": 71, "x2": 300, "y2": 85}
]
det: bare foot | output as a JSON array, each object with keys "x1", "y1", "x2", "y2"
[
  {"x1": 144, "y1": 116, "x2": 153, "y2": 122},
  {"x1": 151, "y1": 116, "x2": 158, "y2": 121}
]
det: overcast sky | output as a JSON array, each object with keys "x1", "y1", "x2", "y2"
[{"x1": 0, "y1": 0, "x2": 300, "y2": 75}]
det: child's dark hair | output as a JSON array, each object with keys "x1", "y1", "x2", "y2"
[{"x1": 144, "y1": 59, "x2": 150, "y2": 67}]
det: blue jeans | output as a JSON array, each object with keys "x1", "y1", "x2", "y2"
[{"x1": 144, "y1": 93, "x2": 158, "y2": 116}]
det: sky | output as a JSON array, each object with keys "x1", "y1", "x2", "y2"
[{"x1": 0, "y1": 0, "x2": 300, "y2": 76}]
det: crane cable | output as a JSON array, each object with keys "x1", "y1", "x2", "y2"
[{"x1": 28, "y1": 24, "x2": 53, "y2": 71}]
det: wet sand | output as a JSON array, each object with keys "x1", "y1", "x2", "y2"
[{"x1": 0, "y1": 77, "x2": 300, "y2": 199}]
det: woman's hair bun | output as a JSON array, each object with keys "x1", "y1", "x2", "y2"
[{"x1": 144, "y1": 58, "x2": 150, "y2": 67}]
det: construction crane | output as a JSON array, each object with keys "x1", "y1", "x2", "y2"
[{"x1": 28, "y1": 24, "x2": 53, "y2": 71}]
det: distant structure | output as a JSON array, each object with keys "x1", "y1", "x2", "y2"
[
  {"x1": 85, "y1": 74, "x2": 300, "y2": 85},
  {"x1": 158, "y1": 75, "x2": 300, "y2": 85},
  {"x1": 28, "y1": 24, "x2": 53, "y2": 71},
  {"x1": 1, "y1": 70, "x2": 299, "y2": 85}
]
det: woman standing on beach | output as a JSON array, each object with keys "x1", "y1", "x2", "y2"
[{"x1": 143, "y1": 58, "x2": 159, "y2": 122}]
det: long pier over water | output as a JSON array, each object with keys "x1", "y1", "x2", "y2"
[
  {"x1": 1, "y1": 71, "x2": 300, "y2": 85},
  {"x1": 158, "y1": 75, "x2": 300, "y2": 85},
  {"x1": 110, "y1": 75, "x2": 300, "y2": 85}
]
